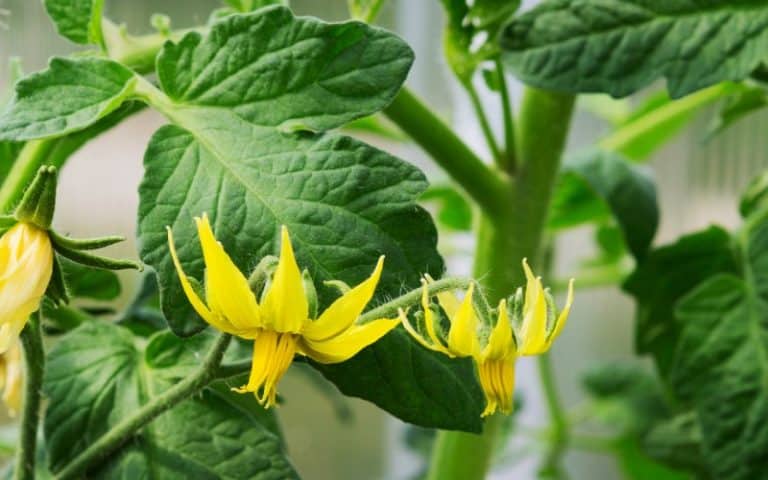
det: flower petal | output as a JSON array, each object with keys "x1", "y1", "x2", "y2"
[
  {"x1": 479, "y1": 357, "x2": 515, "y2": 417},
  {"x1": 195, "y1": 215, "x2": 261, "y2": 333},
  {"x1": 261, "y1": 226, "x2": 307, "y2": 333},
  {"x1": 546, "y1": 279, "x2": 574, "y2": 349},
  {"x1": 518, "y1": 260, "x2": 548, "y2": 355},
  {"x1": 446, "y1": 283, "x2": 480, "y2": 357},
  {"x1": 427, "y1": 274, "x2": 460, "y2": 318},
  {"x1": 167, "y1": 226, "x2": 237, "y2": 334},
  {"x1": 482, "y1": 299, "x2": 515, "y2": 361},
  {"x1": 303, "y1": 256, "x2": 384, "y2": 342},
  {"x1": 400, "y1": 307, "x2": 453, "y2": 356},
  {"x1": 299, "y1": 317, "x2": 399, "y2": 364}
]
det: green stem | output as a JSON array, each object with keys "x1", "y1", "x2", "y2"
[
  {"x1": 347, "y1": 0, "x2": 387, "y2": 23},
  {"x1": 359, "y1": 277, "x2": 471, "y2": 323},
  {"x1": 56, "y1": 333, "x2": 232, "y2": 480},
  {"x1": 384, "y1": 87, "x2": 508, "y2": 217},
  {"x1": 464, "y1": 81, "x2": 502, "y2": 161},
  {"x1": 495, "y1": 59, "x2": 516, "y2": 172},
  {"x1": 426, "y1": 87, "x2": 575, "y2": 480},
  {"x1": 537, "y1": 353, "x2": 569, "y2": 479},
  {"x1": 14, "y1": 315, "x2": 44, "y2": 480}
]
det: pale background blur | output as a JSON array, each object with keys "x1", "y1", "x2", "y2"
[{"x1": 1, "y1": 0, "x2": 765, "y2": 479}]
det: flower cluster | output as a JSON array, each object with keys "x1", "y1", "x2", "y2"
[
  {"x1": 400, "y1": 260, "x2": 573, "y2": 416},
  {"x1": 168, "y1": 215, "x2": 400, "y2": 407}
]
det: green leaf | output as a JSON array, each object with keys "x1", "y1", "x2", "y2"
[
  {"x1": 421, "y1": 184, "x2": 473, "y2": 231},
  {"x1": 59, "y1": 257, "x2": 121, "y2": 300},
  {"x1": 135, "y1": 10, "x2": 481, "y2": 430},
  {"x1": 644, "y1": 412, "x2": 707, "y2": 475},
  {"x1": 614, "y1": 437, "x2": 690, "y2": 480},
  {"x1": 740, "y1": 170, "x2": 768, "y2": 217},
  {"x1": 637, "y1": 205, "x2": 768, "y2": 479},
  {"x1": 43, "y1": 0, "x2": 105, "y2": 46},
  {"x1": 224, "y1": 0, "x2": 286, "y2": 13},
  {"x1": 501, "y1": 0, "x2": 768, "y2": 98},
  {"x1": 0, "y1": 58, "x2": 137, "y2": 141},
  {"x1": 550, "y1": 150, "x2": 658, "y2": 259},
  {"x1": 466, "y1": 0, "x2": 520, "y2": 30},
  {"x1": 313, "y1": 330, "x2": 484, "y2": 432},
  {"x1": 623, "y1": 226, "x2": 738, "y2": 377},
  {"x1": 44, "y1": 322, "x2": 297, "y2": 478},
  {"x1": 707, "y1": 85, "x2": 768, "y2": 139}
]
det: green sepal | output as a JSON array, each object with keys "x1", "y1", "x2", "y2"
[
  {"x1": 14, "y1": 165, "x2": 57, "y2": 229},
  {"x1": 45, "y1": 255, "x2": 70, "y2": 305},
  {"x1": 49, "y1": 229, "x2": 125, "y2": 250},
  {"x1": 247, "y1": 255, "x2": 278, "y2": 298},
  {"x1": 302, "y1": 269, "x2": 318, "y2": 320},
  {"x1": 471, "y1": 282, "x2": 494, "y2": 328},
  {"x1": 323, "y1": 279, "x2": 351, "y2": 295},
  {"x1": 50, "y1": 237, "x2": 142, "y2": 271}
]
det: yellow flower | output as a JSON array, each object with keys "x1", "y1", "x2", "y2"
[
  {"x1": 168, "y1": 215, "x2": 399, "y2": 408},
  {"x1": 0, "y1": 222, "x2": 54, "y2": 354},
  {"x1": 400, "y1": 259, "x2": 574, "y2": 417},
  {"x1": 0, "y1": 340, "x2": 23, "y2": 416}
]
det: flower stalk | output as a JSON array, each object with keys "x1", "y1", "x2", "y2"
[{"x1": 14, "y1": 314, "x2": 44, "y2": 480}]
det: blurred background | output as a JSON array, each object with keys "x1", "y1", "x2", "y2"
[{"x1": 1, "y1": 0, "x2": 765, "y2": 478}]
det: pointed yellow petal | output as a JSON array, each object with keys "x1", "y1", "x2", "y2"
[
  {"x1": 518, "y1": 276, "x2": 548, "y2": 355},
  {"x1": 546, "y1": 279, "x2": 574, "y2": 349},
  {"x1": 521, "y1": 258, "x2": 537, "y2": 315},
  {"x1": 1, "y1": 341, "x2": 22, "y2": 416},
  {"x1": 482, "y1": 300, "x2": 515, "y2": 361},
  {"x1": 299, "y1": 317, "x2": 399, "y2": 364},
  {"x1": 400, "y1": 307, "x2": 453, "y2": 356},
  {"x1": 195, "y1": 215, "x2": 261, "y2": 333},
  {"x1": 303, "y1": 256, "x2": 384, "y2": 341},
  {"x1": 446, "y1": 283, "x2": 480, "y2": 357},
  {"x1": 262, "y1": 226, "x2": 307, "y2": 333},
  {"x1": 167, "y1": 226, "x2": 236, "y2": 334},
  {"x1": 0, "y1": 311, "x2": 28, "y2": 355}
]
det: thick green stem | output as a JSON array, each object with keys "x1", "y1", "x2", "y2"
[
  {"x1": 426, "y1": 87, "x2": 575, "y2": 480},
  {"x1": 14, "y1": 315, "x2": 44, "y2": 480},
  {"x1": 56, "y1": 333, "x2": 232, "y2": 480},
  {"x1": 384, "y1": 87, "x2": 508, "y2": 217},
  {"x1": 537, "y1": 353, "x2": 569, "y2": 479}
]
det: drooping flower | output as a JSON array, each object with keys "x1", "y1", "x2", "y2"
[
  {"x1": 0, "y1": 340, "x2": 23, "y2": 416},
  {"x1": 168, "y1": 215, "x2": 399, "y2": 407},
  {"x1": 401, "y1": 259, "x2": 574, "y2": 416},
  {"x1": 0, "y1": 222, "x2": 54, "y2": 353}
]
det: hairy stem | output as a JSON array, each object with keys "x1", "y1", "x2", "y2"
[
  {"x1": 359, "y1": 277, "x2": 471, "y2": 323},
  {"x1": 537, "y1": 353, "x2": 569, "y2": 479},
  {"x1": 56, "y1": 333, "x2": 232, "y2": 480},
  {"x1": 384, "y1": 87, "x2": 508, "y2": 217},
  {"x1": 14, "y1": 315, "x2": 44, "y2": 480}
]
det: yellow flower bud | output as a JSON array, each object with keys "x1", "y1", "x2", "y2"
[{"x1": 0, "y1": 222, "x2": 53, "y2": 353}]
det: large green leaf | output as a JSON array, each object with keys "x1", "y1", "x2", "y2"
[
  {"x1": 623, "y1": 226, "x2": 738, "y2": 377},
  {"x1": 135, "y1": 9, "x2": 483, "y2": 430},
  {"x1": 313, "y1": 330, "x2": 484, "y2": 432},
  {"x1": 44, "y1": 322, "x2": 296, "y2": 478},
  {"x1": 549, "y1": 150, "x2": 658, "y2": 259},
  {"x1": 0, "y1": 58, "x2": 136, "y2": 141},
  {"x1": 43, "y1": 0, "x2": 104, "y2": 46},
  {"x1": 664, "y1": 207, "x2": 768, "y2": 479},
  {"x1": 501, "y1": 0, "x2": 768, "y2": 98}
]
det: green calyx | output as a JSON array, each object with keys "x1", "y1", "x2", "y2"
[{"x1": 14, "y1": 165, "x2": 57, "y2": 229}]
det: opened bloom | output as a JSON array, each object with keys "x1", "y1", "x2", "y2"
[
  {"x1": 0, "y1": 222, "x2": 54, "y2": 353},
  {"x1": 401, "y1": 260, "x2": 574, "y2": 416},
  {"x1": 0, "y1": 340, "x2": 23, "y2": 416},
  {"x1": 168, "y1": 215, "x2": 399, "y2": 407}
]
